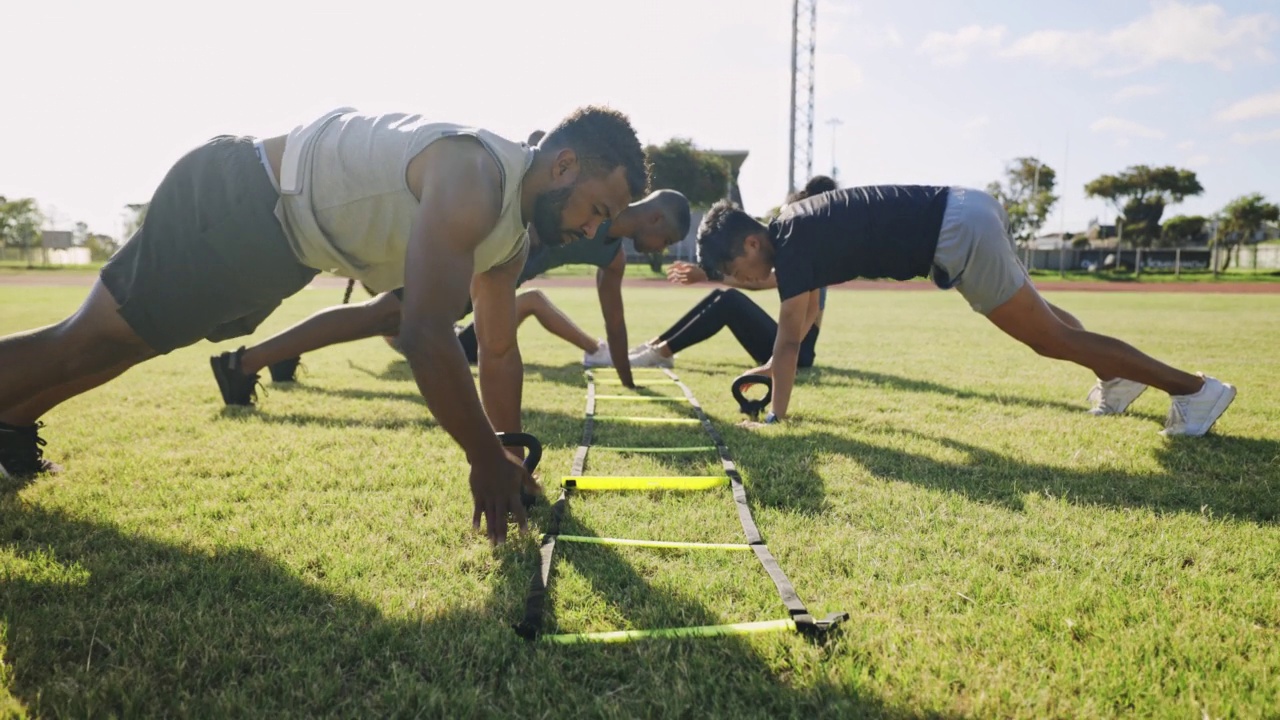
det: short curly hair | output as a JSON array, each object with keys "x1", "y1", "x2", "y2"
[
  {"x1": 541, "y1": 106, "x2": 650, "y2": 199},
  {"x1": 785, "y1": 174, "x2": 838, "y2": 204},
  {"x1": 695, "y1": 199, "x2": 766, "y2": 280}
]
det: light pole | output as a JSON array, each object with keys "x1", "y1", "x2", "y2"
[{"x1": 826, "y1": 117, "x2": 843, "y2": 182}]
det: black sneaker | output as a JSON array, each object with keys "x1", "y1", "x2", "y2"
[
  {"x1": 210, "y1": 347, "x2": 261, "y2": 406},
  {"x1": 268, "y1": 356, "x2": 303, "y2": 383},
  {"x1": 0, "y1": 421, "x2": 61, "y2": 478}
]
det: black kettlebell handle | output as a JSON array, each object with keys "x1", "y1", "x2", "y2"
[
  {"x1": 497, "y1": 432, "x2": 542, "y2": 508},
  {"x1": 732, "y1": 375, "x2": 773, "y2": 420},
  {"x1": 497, "y1": 432, "x2": 542, "y2": 474}
]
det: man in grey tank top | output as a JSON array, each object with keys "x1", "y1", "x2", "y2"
[{"x1": 0, "y1": 106, "x2": 648, "y2": 545}]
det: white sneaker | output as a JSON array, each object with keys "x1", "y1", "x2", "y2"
[
  {"x1": 628, "y1": 344, "x2": 674, "y2": 368},
  {"x1": 628, "y1": 341, "x2": 654, "y2": 355},
  {"x1": 583, "y1": 341, "x2": 613, "y2": 368},
  {"x1": 1087, "y1": 377, "x2": 1148, "y2": 415},
  {"x1": 1161, "y1": 374, "x2": 1237, "y2": 437}
]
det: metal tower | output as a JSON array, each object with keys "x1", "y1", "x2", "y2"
[{"x1": 788, "y1": 0, "x2": 817, "y2": 194}]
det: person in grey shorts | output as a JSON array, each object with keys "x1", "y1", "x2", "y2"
[
  {"x1": 0, "y1": 106, "x2": 648, "y2": 545},
  {"x1": 693, "y1": 185, "x2": 1236, "y2": 437}
]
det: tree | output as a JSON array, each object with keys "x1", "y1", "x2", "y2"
[
  {"x1": 1160, "y1": 215, "x2": 1208, "y2": 247},
  {"x1": 84, "y1": 233, "x2": 120, "y2": 262},
  {"x1": 1215, "y1": 193, "x2": 1280, "y2": 270},
  {"x1": 1084, "y1": 165, "x2": 1203, "y2": 248},
  {"x1": 124, "y1": 202, "x2": 149, "y2": 239},
  {"x1": 0, "y1": 197, "x2": 45, "y2": 267},
  {"x1": 985, "y1": 157, "x2": 1058, "y2": 246},
  {"x1": 644, "y1": 138, "x2": 731, "y2": 208}
]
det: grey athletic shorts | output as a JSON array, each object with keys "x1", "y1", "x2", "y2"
[
  {"x1": 100, "y1": 135, "x2": 319, "y2": 354},
  {"x1": 930, "y1": 187, "x2": 1027, "y2": 315}
]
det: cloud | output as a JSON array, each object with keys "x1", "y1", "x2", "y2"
[
  {"x1": 1001, "y1": 30, "x2": 1096, "y2": 69},
  {"x1": 1186, "y1": 153, "x2": 1212, "y2": 167},
  {"x1": 815, "y1": 53, "x2": 866, "y2": 100},
  {"x1": 1230, "y1": 128, "x2": 1280, "y2": 144},
  {"x1": 1176, "y1": 140, "x2": 1195, "y2": 150},
  {"x1": 1090, "y1": 116, "x2": 1167, "y2": 140},
  {"x1": 963, "y1": 115, "x2": 991, "y2": 131},
  {"x1": 1215, "y1": 89, "x2": 1280, "y2": 122},
  {"x1": 999, "y1": 1, "x2": 1278, "y2": 74},
  {"x1": 1112, "y1": 84, "x2": 1166, "y2": 101},
  {"x1": 917, "y1": 24, "x2": 1005, "y2": 66}
]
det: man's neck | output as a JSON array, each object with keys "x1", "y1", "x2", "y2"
[
  {"x1": 517, "y1": 147, "x2": 545, "y2": 226},
  {"x1": 608, "y1": 207, "x2": 641, "y2": 239}
]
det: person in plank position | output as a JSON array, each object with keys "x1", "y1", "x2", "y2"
[
  {"x1": 694, "y1": 185, "x2": 1236, "y2": 436},
  {"x1": 0, "y1": 106, "x2": 648, "y2": 543}
]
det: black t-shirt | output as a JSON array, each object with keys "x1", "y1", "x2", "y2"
[{"x1": 769, "y1": 185, "x2": 950, "y2": 300}]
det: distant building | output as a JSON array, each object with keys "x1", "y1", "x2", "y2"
[
  {"x1": 41, "y1": 230, "x2": 74, "y2": 249},
  {"x1": 1031, "y1": 232, "x2": 1081, "y2": 250}
]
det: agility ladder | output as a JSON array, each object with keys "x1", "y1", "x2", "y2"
[{"x1": 514, "y1": 366, "x2": 846, "y2": 643}]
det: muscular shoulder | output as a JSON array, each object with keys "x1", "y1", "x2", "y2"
[{"x1": 405, "y1": 134, "x2": 503, "y2": 209}]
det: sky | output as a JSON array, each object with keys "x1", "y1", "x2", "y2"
[{"x1": 1, "y1": 0, "x2": 1277, "y2": 239}]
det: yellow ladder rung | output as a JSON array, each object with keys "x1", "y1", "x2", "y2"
[
  {"x1": 592, "y1": 446, "x2": 715, "y2": 453},
  {"x1": 592, "y1": 395, "x2": 686, "y2": 401},
  {"x1": 557, "y1": 535, "x2": 751, "y2": 551},
  {"x1": 591, "y1": 416, "x2": 699, "y2": 424},
  {"x1": 542, "y1": 619, "x2": 797, "y2": 644},
  {"x1": 562, "y1": 476, "x2": 729, "y2": 490},
  {"x1": 593, "y1": 379, "x2": 680, "y2": 385}
]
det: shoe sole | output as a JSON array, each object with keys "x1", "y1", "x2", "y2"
[
  {"x1": 1088, "y1": 383, "x2": 1149, "y2": 416},
  {"x1": 210, "y1": 356, "x2": 231, "y2": 405},
  {"x1": 210, "y1": 355, "x2": 255, "y2": 406},
  {"x1": 1162, "y1": 384, "x2": 1238, "y2": 437}
]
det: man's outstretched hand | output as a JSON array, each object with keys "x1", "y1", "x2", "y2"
[
  {"x1": 469, "y1": 449, "x2": 539, "y2": 544},
  {"x1": 666, "y1": 261, "x2": 708, "y2": 285}
]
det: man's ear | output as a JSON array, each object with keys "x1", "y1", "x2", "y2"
[{"x1": 551, "y1": 148, "x2": 579, "y2": 184}]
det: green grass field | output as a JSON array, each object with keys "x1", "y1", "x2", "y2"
[{"x1": 2, "y1": 283, "x2": 1278, "y2": 718}]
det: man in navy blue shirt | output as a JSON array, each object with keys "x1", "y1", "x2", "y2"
[{"x1": 695, "y1": 185, "x2": 1235, "y2": 437}]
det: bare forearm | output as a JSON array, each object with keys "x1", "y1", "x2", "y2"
[
  {"x1": 478, "y1": 347, "x2": 523, "y2": 434},
  {"x1": 598, "y1": 270, "x2": 634, "y2": 386},
  {"x1": 604, "y1": 317, "x2": 633, "y2": 386},
  {"x1": 403, "y1": 325, "x2": 501, "y2": 462},
  {"x1": 770, "y1": 341, "x2": 802, "y2": 418}
]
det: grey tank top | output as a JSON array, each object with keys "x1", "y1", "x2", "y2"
[{"x1": 274, "y1": 109, "x2": 533, "y2": 293}]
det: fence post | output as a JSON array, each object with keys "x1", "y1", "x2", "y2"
[
  {"x1": 1175, "y1": 248, "x2": 1181, "y2": 279},
  {"x1": 1135, "y1": 247, "x2": 1142, "y2": 278}
]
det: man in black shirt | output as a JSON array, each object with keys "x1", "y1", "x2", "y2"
[{"x1": 695, "y1": 185, "x2": 1235, "y2": 437}]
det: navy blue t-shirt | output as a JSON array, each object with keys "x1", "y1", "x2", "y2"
[
  {"x1": 519, "y1": 219, "x2": 620, "y2": 285},
  {"x1": 445, "y1": 220, "x2": 622, "y2": 319},
  {"x1": 769, "y1": 185, "x2": 950, "y2": 301},
  {"x1": 392, "y1": 220, "x2": 622, "y2": 314}
]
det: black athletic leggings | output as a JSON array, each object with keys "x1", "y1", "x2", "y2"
[{"x1": 659, "y1": 289, "x2": 819, "y2": 367}]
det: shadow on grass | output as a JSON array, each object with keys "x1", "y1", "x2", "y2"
[
  {"x1": 762, "y1": 424, "x2": 1280, "y2": 524},
  {"x1": 800, "y1": 366, "x2": 1110, "y2": 418},
  {"x1": 213, "y1": 406, "x2": 588, "y2": 454},
  {"x1": 360, "y1": 360, "x2": 590, "y2": 389},
  {"x1": 0, "y1": 498, "x2": 926, "y2": 718}
]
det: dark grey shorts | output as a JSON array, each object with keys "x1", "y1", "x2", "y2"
[{"x1": 100, "y1": 135, "x2": 319, "y2": 354}]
